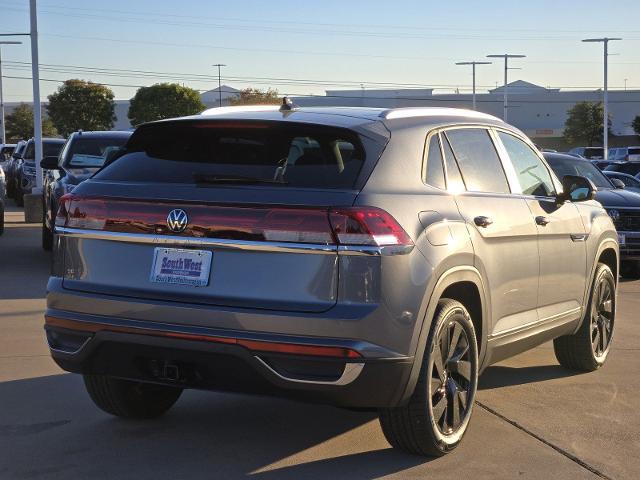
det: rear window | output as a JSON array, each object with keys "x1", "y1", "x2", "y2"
[
  {"x1": 66, "y1": 135, "x2": 130, "y2": 168},
  {"x1": 583, "y1": 148, "x2": 604, "y2": 159},
  {"x1": 629, "y1": 148, "x2": 640, "y2": 156},
  {"x1": 24, "y1": 141, "x2": 64, "y2": 160},
  {"x1": 94, "y1": 121, "x2": 366, "y2": 189}
]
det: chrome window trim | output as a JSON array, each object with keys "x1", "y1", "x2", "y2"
[{"x1": 55, "y1": 227, "x2": 413, "y2": 256}]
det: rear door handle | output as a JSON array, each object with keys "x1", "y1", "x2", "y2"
[
  {"x1": 535, "y1": 216, "x2": 551, "y2": 226},
  {"x1": 474, "y1": 216, "x2": 493, "y2": 228}
]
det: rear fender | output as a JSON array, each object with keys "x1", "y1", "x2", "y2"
[{"x1": 398, "y1": 266, "x2": 489, "y2": 405}]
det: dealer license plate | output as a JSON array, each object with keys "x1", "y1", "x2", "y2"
[{"x1": 150, "y1": 248, "x2": 212, "y2": 287}]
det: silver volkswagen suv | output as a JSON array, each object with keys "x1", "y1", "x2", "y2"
[{"x1": 45, "y1": 105, "x2": 618, "y2": 457}]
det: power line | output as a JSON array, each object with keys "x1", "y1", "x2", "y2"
[
  {"x1": 4, "y1": 61, "x2": 639, "y2": 91},
  {"x1": 3, "y1": 3, "x2": 640, "y2": 42},
  {"x1": 3, "y1": 74, "x2": 639, "y2": 104}
]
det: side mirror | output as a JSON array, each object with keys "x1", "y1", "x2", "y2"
[
  {"x1": 611, "y1": 178, "x2": 625, "y2": 189},
  {"x1": 558, "y1": 175, "x2": 596, "y2": 204},
  {"x1": 13, "y1": 152, "x2": 22, "y2": 160},
  {"x1": 40, "y1": 156, "x2": 60, "y2": 170}
]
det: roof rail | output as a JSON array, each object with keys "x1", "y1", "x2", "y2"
[
  {"x1": 201, "y1": 105, "x2": 281, "y2": 116},
  {"x1": 380, "y1": 107, "x2": 501, "y2": 122}
]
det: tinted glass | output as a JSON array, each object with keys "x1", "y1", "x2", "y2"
[
  {"x1": 498, "y1": 132, "x2": 554, "y2": 196},
  {"x1": 445, "y1": 128, "x2": 509, "y2": 193},
  {"x1": 23, "y1": 140, "x2": 64, "y2": 160},
  {"x1": 629, "y1": 148, "x2": 640, "y2": 155},
  {"x1": 425, "y1": 134, "x2": 446, "y2": 189},
  {"x1": 1, "y1": 146, "x2": 14, "y2": 160},
  {"x1": 95, "y1": 121, "x2": 365, "y2": 189},
  {"x1": 582, "y1": 148, "x2": 605, "y2": 159},
  {"x1": 441, "y1": 133, "x2": 465, "y2": 192},
  {"x1": 546, "y1": 156, "x2": 612, "y2": 189},
  {"x1": 65, "y1": 135, "x2": 130, "y2": 168},
  {"x1": 605, "y1": 163, "x2": 640, "y2": 176},
  {"x1": 611, "y1": 173, "x2": 640, "y2": 188}
]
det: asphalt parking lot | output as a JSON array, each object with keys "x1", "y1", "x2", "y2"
[{"x1": 0, "y1": 203, "x2": 638, "y2": 480}]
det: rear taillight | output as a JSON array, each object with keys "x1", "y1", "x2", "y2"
[
  {"x1": 329, "y1": 207, "x2": 414, "y2": 247},
  {"x1": 55, "y1": 196, "x2": 413, "y2": 250}
]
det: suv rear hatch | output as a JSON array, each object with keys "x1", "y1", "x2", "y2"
[{"x1": 57, "y1": 117, "x2": 392, "y2": 313}]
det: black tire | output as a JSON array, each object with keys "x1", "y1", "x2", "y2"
[
  {"x1": 0, "y1": 201, "x2": 4, "y2": 236},
  {"x1": 620, "y1": 261, "x2": 640, "y2": 279},
  {"x1": 379, "y1": 299, "x2": 479, "y2": 457},
  {"x1": 554, "y1": 263, "x2": 615, "y2": 372},
  {"x1": 83, "y1": 375, "x2": 183, "y2": 419},
  {"x1": 42, "y1": 217, "x2": 53, "y2": 251}
]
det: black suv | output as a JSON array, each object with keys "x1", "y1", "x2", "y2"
[
  {"x1": 545, "y1": 152, "x2": 640, "y2": 276},
  {"x1": 41, "y1": 130, "x2": 132, "y2": 250}
]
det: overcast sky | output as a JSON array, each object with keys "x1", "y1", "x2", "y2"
[{"x1": 1, "y1": 0, "x2": 639, "y2": 101}]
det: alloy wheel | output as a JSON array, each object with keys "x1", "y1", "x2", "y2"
[
  {"x1": 428, "y1": 317, "x2": 475, "y2": 435},
  {"x1": 592, "y1": 276, "x2": 614, "y2": 358}
]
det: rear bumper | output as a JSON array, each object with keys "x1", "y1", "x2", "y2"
[{"x1": 44, "y1": 310, "x2": 414, "y2": 409}]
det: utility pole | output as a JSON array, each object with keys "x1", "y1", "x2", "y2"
[
  {"x1": 582, "y1": 38, "x2": 622, "y2": 160},
  {"x1": 455, "y1": 61, "x2": 492, "y2": 110},
  {"x1": 212, "y1": 63, "x2": 226, "y2": 107},
  {"x1": 0, "y1": 41, "x2": 22, "y2": 143},
  {"x1": 487, "y1": 54, "x2": 526, "y2": 122}
]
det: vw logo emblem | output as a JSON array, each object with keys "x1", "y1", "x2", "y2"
[
  {"x1": 167, "y1": 209, "x2": 188, "y2": 233},
  {"x1": 608, "y1": 209, "x2": 620, "y2": 222}
]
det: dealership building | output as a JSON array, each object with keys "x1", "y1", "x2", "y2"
[
  {"x1": 3, "y1": 81, "x2": 639, "y2": 141},
  {"x1": 292, "y1": 80, "x2": 640, "y2": 139}
]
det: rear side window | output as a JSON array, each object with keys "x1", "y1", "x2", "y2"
[
  {"x1": 445, "y1": 128, "x2": 510, "y2": 194},
  {"x1": 629, "y1": 148, "x2": 640, "y2": 156},
  {"x1": 95, "y1": 121, "x2": 366, "y2": 189},
  {"x1": 424, "y1": 134, "x2": 446, "y2": 189}
]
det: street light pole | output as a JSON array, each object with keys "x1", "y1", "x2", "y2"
[
  {"x1": 455, "y1": 61, "x2": 492, "y2": 110},
  {"x1": 212, "y1": 64, "x2": 226, "y2": 107},
  {"x1": 0, "y1": 41, "x2": 22, "y2": 143},
  {"x1": 582, "y1": 38, "x2": 622, "y2": 161},
  {"x1": 30, "y1": 0, "x2": 43, "y2": 190},
  {"x1": 487, "y1": 54, "x2": 526, "y2": 122}
]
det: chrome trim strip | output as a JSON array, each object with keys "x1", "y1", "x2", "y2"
[
  {"x1": 254, "y1": 356, "x2": 365, "y2": 386},
  {"x1": 46, "y1": 335, "x2": 92, "y2": 356},
  {"x1": 488, "y1": 307, "x2": 582, "y2": 340},
  {"x1": 55, "y1": 227, "x2": 413, "y2": 256},
  {"x1": 56, "y1": 227, "x2": 338, "y2": 255}
]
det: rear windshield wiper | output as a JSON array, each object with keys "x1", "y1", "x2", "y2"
[{"x1": 192, "y1": 173, "x2": 288, "y2": 186}]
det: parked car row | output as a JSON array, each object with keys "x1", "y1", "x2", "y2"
[
  {"x1": 40, "y1": 130, "x2": 132, "y2": 249},
  {"x1": 40, "y1": 105, "x2": 619, "y2": 457}
]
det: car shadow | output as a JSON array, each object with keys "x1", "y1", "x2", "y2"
[
  {"x1": 0, "y1": 374, "x2": 430, "y2": 479},
  {"x1": 479, "y1": 364, "x2": 580, "y2": 390}
]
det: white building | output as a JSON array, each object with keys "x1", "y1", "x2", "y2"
[
  {"x1": 3, "y1": 81, "x2": 638, "y2": 142},
  {"x1": 293, "y1": 80, "x2": 640, "y2": 139}
]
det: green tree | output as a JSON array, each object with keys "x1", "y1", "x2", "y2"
[
  {"x1": 229, "y1": 88, "x2": 280, "y2": 106},
  {"x1": 633, "y1": 116, "x2": 640, "y2": 137},
  {"x1": 47, "y1": 79, "x2": 116, "y2": 136},
  {"x1": 5, "y1": 103, "x2": 57, "y2": 141},
  {"x1": 563, "y1": 101, "x2": 608, "y2": 147},
  {"x1": 128, "y1": 83, "x2": 205, "y2": 126}
]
